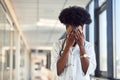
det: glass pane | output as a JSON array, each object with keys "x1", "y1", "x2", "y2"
[
  {"x1": 89, "y1": 1, "x2": 94, "y2": 46},
  {"x1": 20, "y1": 40, "x2": 25, "y2": 80},
  {"x1": 0, "y1": 3, "x2": 14, "y2": 80},
  {"x1": 0, "y1": 4, "x2": 3, "y2": 80},
  {"x1": 114, "y1": 0, "x2": 120, "y2": 79},
  {"x1": 3, "y1": 22, "x2": 11, "y2": 80},
  {"x1": 0, "y1": 4, "x2": 11, "y2": 80},
  {"x1": 99, "y1": 10, "x2": 107, "y2": 71},
  {"x1": 99, "y1": 0, "x2": 106, "y2": 6}
]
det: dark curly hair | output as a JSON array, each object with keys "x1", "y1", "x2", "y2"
[{"x1": 59, "y1": 6, "x2": 92, "y2": 26}]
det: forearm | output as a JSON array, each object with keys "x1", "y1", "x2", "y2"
[
  {"x1": 80, "y1": 46, "x2": 89, "y2": 74},
  {"x1": 57, "y1": 46, "x2": 70, "y2": 75}
]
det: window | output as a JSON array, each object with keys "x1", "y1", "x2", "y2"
[
  {"x1": 113, "y1": 0, "x2": 120, "y2": 79},
  {"x1": 0, "y1": 4, "x2": 3, "y2": 72},
  {"x1": 89, "y1": 1, "x2": 94, "y2": 46},
  {"x1": 99, "y1": 10, "x2": 107, "y2": 72},
  {"x1": 99, "y1": 0, "x2": 106, "y2": 6},
  {"x1": 0, "y1": 3, "x2": 11, "y2": 80}
]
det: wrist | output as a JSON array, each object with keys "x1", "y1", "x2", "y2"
[
  {"x1": 79, "y1": 44, "x2": 84, "y2": 49},
  {"x1": 80, "y1": 54, "x2": 88, "y2": 59},
  {"x1": 79, "y1": 41, "x2": 85, "y2": 47},
  {"x1": 65, "y1": 45, "x2": 70, "y2": 51},
  {"x1": 79, "y1": 45, "x2": 85, "y2": 55},
  {"x1": 66, "y1": 44, "x2": 71, "y2": 49}
]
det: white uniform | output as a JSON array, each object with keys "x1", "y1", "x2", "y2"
[{"x1": 51, "y1": 39, "x2": 96, "y2": 80}]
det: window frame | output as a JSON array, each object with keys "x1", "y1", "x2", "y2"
[
  {"x1": 86, "y1": 0, "x2": 115, "y2": 79},
  {"x1": 95, "y1": 1, "x2": 108, "y2": 78},
  {"x1": 112, "y1": 0, "x2": 120, "y2": 79}
]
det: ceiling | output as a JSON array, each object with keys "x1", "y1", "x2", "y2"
[{"x1": 11, "y1": 0, "x2": 90, "y2": 50}]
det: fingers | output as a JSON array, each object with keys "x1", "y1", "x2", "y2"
[
  {"x1": 75, "y1": 30, "x2": 81, "y2": 39},
  {"x1": 66, "y1": 32, "x2": 76, "y2": 47},
  {"x1": 75, "y1": 29, "x2": 85, "y2": 42},
  {"x1": 66, "y1": 31, "x2": 74, "y2": 38},
  {"x1": 66, "y1": 29, "x2": 84, "y2": 42},
  {"x1": 78, "y1": 26, "x2": 83, "y2": 34}
]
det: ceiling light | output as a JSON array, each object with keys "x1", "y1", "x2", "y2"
[{"x1": 36, "y1": 18, "x2": 64, "y2": 27}]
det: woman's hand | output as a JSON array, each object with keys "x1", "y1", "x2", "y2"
[
  {"x1": 74, "y1": 30, "x2": 85, "y2": 47},
  {"x1": 66, "y1": 32, "x2": 75, "y2": 48}
]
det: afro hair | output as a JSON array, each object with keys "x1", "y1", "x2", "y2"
[{"x1": 59, "y1": 6, "x2": 92, "y2": 26}]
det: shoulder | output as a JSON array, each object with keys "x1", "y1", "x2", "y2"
[
  {"x1": 84, "y1": 41, "x2": 95, "y2": 56},
  {"x1": 52, "y1": 39, "x2": 65, "y2": 51},
  {"x1": 53, "y1": 39, "x2": 65, "y2": 47},
  {"x1": 84, "y1": 40, "x2": 93, "y2": 49}
]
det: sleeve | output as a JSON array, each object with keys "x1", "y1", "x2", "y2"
[
  {"x1": 50, "y1": 41, "x2": 61, "y2": 78},
  {"x1": 83, "y1": 43, "x2": 96, "y2": 76}
]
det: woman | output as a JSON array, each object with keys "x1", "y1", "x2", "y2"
[{"x1": 51, "y1": 6, "x2": 96, "y2": 80}]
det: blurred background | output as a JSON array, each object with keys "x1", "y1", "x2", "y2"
[{"x1": 0, "y1": 0, "x2": 120, "y2": 80}]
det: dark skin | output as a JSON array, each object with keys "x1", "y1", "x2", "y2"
[{"x1": 57, "y1": 25, "x2": 89, "y2": 75}]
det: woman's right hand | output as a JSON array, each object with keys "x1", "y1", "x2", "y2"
[{"x1": 65, "y1": 32, "x2": 75, "y2": 48}]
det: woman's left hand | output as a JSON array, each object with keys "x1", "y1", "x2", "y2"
[{"x1": 74, "y1": 30, "x2": 85, "y2": 47}]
